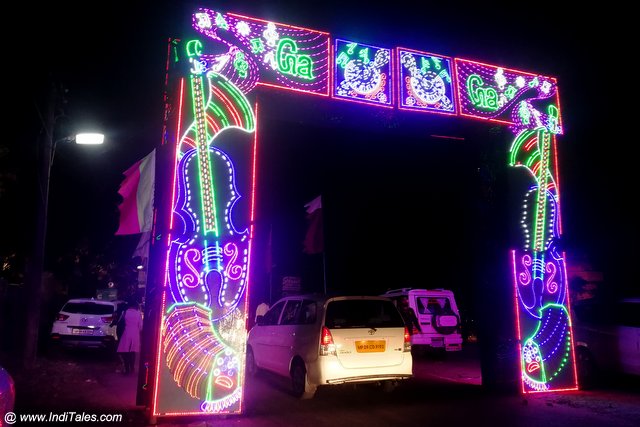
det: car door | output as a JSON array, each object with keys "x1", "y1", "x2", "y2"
[
  {"x1": 251, "y1": 300, "x2": 285, "y2": 372},
  {"x1": 617, "y1": 300, "x2": 640, "y2": 375},
  {"x1": 271, "y1": 299, "x2": 303, "y2": 375}
]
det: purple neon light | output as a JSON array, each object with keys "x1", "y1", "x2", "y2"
[
  {"x1": 193, "y1": 8, "x2": 330, "y2": 95},
  {"x1": 332, "y1": 38, "x2": 393, "y2": 107},
  {"x1": 455, "y1": 58, "x2": 562, "y2": 134},
  {"x1": 397, "y1": 48, "x2": 456, "y2": 115}
]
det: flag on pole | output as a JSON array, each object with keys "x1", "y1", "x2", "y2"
[
  {"x1": 303, "y1": 195, "x2": 323, "y2": 254},
  {"x1": 115, "y1": 149, "x2": 156, "y2": 235}
]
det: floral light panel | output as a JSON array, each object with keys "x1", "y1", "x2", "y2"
[
  {"x1": 455, "y1": 58, "x2": 563, "y2": 134},
  {"x1": 191, "y1": 8, "x2": 331, "y2": 96},
  {"x1": 333, "y1": 39, "x2": 393, "y2": 107},
  {"x1": 397, "y1": 48, "x2": 456, "y2": 115},
  {"x1": 151, "y1": 4, "x2": 577, "y2": 421}
]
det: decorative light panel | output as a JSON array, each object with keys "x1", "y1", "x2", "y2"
[
  {"x1": 333, "y1": 38, "x2": 393, "y2": 107},
  {"x1": 509, "y1": 127, "x2": 577, "y2": 393},
  {"x1": 397, "y1": 48, "x2": 456, "y2": 115},
  {"x1": 191, "y1": 8, "x2": 330, "y2": 96},
  {"x1": 454, "y1": 58, "x2": 563, "y2": 134},
  {"x1": 153, "y1": 41, "x2": 257, "y2": 415},
  {"x1": 152, "y1": 6, "x2": 576, "y2": 421}
]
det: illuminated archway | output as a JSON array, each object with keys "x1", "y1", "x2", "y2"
[{"x1": 150, "y1": 6, "x2": 576, "y2": 418}]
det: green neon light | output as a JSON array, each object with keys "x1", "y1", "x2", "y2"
[
  {"x1": 523, "y1": 304, "x2": 572, "y2": 382},
  {"x1": 276, "y1": 38, "x2": 314, "y2": 80},
  {"x1": 432, "y1": 57, "x2": 442, "y2": 70},
  {"x1": 250, "y1": 38, "x2": 265, "y2": 54},
  {"x1": 439, "y1": 69, "x2": 451, "y2": 84},
  {"x1": 186, "y1": 40, "x2": 203, "y2": 58},
  {"x1": 358, "y1": 48, "x2": 370, "y2": 64},
  {"x1": 217, "y1": 79, "x2": 256, "y2": 130},
  {"x1": 336, "y1": 52, "x2": 349, "y2": 69},
  {"x1": 518, "y1": 101, "x2": 531, "y2": 125},
  {"x1": 547, "y1": 105, "x2": 560, "y2": 134},
  {"x1": 346, "y1": 42, "x2": 357, "y2": 54},
  {"x1": 215, "y1": 12, "x2": 228, "y2": 30},
  {"x1": 234, "y1": 52, "x2": 248, "y2": 78},
  {"x1": 533, "y1": 128, "x2": 551, "y2": 252},
  {"x1": 508, "y1": 128, "x2": 536, "y2": 166},
  {"x1": 466, "y1": 74, "x2": 498, "y2": 111},
  {"x1": 420, "y1": 57, "x2": 430, "y2": 73},
  {"x1": 190, "y1": 75, "x2": 218, "y2": 236}
]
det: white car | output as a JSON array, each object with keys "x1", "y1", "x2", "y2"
[
  {"x1": 50, "y1": 298, "x2": 126, "y2": 350},
  {"x1": 381, "y1": 288, "x2": 463, "y2": 352},
  {"x1": 246, "y1": 294, "x2": 413, "y2": 398},
  {"x1": 573, "y1": 297, "x2": 640, "y2": 387}
]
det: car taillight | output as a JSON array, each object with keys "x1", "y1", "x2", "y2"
[
  {"x1": 56, "y1": 314, "x2": 69, "y2": 321},
  {"x1": 101, "y1": 315, "x2": 114, "y2": 324},
  {"x1": 319, "y1": 326, "x2": 336, "y2": 356},
  {"x1": 403, "y1": 327, "x2": 412, "y2": 352}
]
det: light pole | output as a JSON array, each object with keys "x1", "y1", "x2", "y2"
[{"x1": 23, "y1": 82, "x2": 104, "y2": 368}]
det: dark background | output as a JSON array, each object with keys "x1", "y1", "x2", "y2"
[{"x1": 2, "y1": 1, "x2": 636, "y2": 317}]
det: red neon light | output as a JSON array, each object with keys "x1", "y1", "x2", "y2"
[
  {"x1": 256, "y1": 81, "x2": 330, "y2": 97},
  {"x1": 562, "y1": 251, "x2": 579, "y2": 390},
  {"x1": 396, "y1": 47, "x2": 458, "y2": 116},
  {"x1": 456, "y1": 57, "x2": 557, "y2": 79},
  {"x1": 228, "y1": 12, "x2": 330, "y2": 34},
  {"x1": 152, "y1": 290, "x2": 168, "y2": 416},
  {"x1": 169, "y1": 78, "x2": 185, "y2": 230},
  {"x1": 511, "y1": 249, "x2": 526, "y2": 394},
  {"x1": 454, "y1": 57, "x2": 557, "y2": 126},
  {"x1": 553, "y1": 135, "x2": 563, "y2": 235}
]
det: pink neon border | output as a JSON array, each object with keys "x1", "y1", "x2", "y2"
[
  {"x1": 331, "y1": 38, "x2": 395, "y2": 109},
  {"x1": 227, "y1": 12, "x2": 331, "y2": 97},
  {"x1": 454, "y1": 57, "x2": 562, "y2": 127}
]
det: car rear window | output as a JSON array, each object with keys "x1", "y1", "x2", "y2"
[
  {"x1": 325, "y1": 299, "x2": 404, "y2": 328},
  {"x1": 62, "y1": 302, "x2": 114, "y2": 315}
]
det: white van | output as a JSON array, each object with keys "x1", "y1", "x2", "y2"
[
  {"x1": 381, "y1": 288, "x2": 463, "y2": 352},
  {"x1": 246, "y1": 294, "x2": 413, "y2": 398}
]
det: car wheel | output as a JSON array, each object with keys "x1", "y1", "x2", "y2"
[
  {"x1": 245, "y1": 347, "x2": 257, "y2": 377},
  {"x1": 576, "y1": 346, "x2": 596, "y2": 389},
  {"x1": 291, "y1": 361, "x2": 316, "y2": 399},
  {"x1": 381, "y1": 380, "x2": 398, "y2": 393}
]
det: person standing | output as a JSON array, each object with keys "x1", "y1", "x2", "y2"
[
  {"x1": 398, "y1": 296, "x2": 422, "y2": 335},
  {"x1": 117, "y1": 298, "x2": 143, "y2": 374}
]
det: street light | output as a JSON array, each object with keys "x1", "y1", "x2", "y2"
[{"x1": 23, "y1": 81, "x2": 104, "y2": 368}]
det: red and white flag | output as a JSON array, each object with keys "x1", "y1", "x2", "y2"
[
  {"x1": 115, "y1": 149, "x2": 156, "y2": 235},
  {"x1": 303, "y1": 195, "x2": 323, "y2": 254}
]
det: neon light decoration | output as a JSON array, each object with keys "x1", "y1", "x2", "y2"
[
  {"x1": 153, "y1": 46, "x2": 256, "y2": 414},
  {"x1": 455, "y1": 59, "x2": 563, "y2": 134},
  {"x1": 333, "y1": 39, "x2": 393, "y2": 107},
  {"x1": 509, "y1": 127, "x2": 577, "y2": 393},
  {"x1": 152, "y1": 7, "x2": 577, "y2": 419},
  {"x1": 192, "y1": 8, "x2": 330, "y2": 96},
  {"x1": 397, "y1": 48, "x2": 455, "y2": 115}
]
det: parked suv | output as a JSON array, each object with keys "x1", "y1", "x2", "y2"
[
  {"x1": 50, "y1": 298, "x2": 126, "y2": 350},
  {"x1": 572, "y1": 297, "x2": 640, "y2": 387},
  {"x1": 246, "y1": 294, "x2": 413, "y2": 398},
  {"x1": 381, "y1": 288, "x2": 463, "y2": 352}
]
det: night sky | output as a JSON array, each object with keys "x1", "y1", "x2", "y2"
[{"x1": 4, "y1": 2, "x2": 636, "y2": 308}]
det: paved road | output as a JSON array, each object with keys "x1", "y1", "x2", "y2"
[{"x1": 8, "y1": 343, "x2": 640, "y2": 426}]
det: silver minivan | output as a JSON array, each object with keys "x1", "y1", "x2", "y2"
[{"x1": 246, "y1": 294, "x2": 413, "y2": 398}]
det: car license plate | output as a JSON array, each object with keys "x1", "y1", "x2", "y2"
[
  {"x1": 355, "y1": 340, "x2": 386, "y2": 353},
  {"x1": 72, "y1": 329, "x2": 94, "y2": 335}
]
